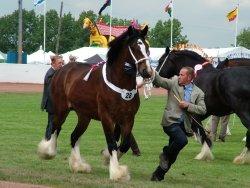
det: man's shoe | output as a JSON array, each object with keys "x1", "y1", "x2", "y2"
[
  {"x1": 150, "y1": 167, "x2": 165, "y2": 181},
  {"x1": 151, "y1": 172, "x2": 161, "y2": 181},
  {"x1": 132, "y1": 150, "x2": 141, "y2": 156}
]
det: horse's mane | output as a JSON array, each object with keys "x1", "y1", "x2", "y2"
[
  {"x1": 107, "y1": 27, "x2": 141, "y2": 65},
  {"x1": 171, "y1": 50, "x2": 208, "y2": 63}
]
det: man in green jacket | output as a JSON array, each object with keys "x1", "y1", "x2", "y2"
[{"x1": 151, "y1": 66, "x2": 207, "y2": 181}]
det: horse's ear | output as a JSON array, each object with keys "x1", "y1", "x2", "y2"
[
  {"x1": 165, "y1": 47, "x2": 170, "y2": 55},
  {"x1": 224, "y1": 58, "x2": 229, "y2": 66},
  {"x1": 141, "y1": 25, "x2": 148, "y2": 38},
  {"x1": 128, "y1": 25, "x2": 135, "y2": 36}
]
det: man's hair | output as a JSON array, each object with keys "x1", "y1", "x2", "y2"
[{"x1": 182, "y1": 66, "x2": 195, "y2": 78}]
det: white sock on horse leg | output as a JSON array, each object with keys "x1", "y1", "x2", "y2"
[
  {"x1": 195, "y1": 142, "x2": 214, "y2": 161},
  {"x1": 69, "y1": 140, "x2": 91, "y2": 173},
  {"x1": 37, "y1": 132, "x2": 57, "y2": 159},
  {"x1": 109, "y1": 150, "x2": 130, "y2": 181}
]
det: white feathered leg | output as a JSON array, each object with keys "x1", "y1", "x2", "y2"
[
  {"x1": 37, "y1": 132, "x2": 57, "y2": 159},
  {"x1": 69, "y1": 140, "x2": 91, "y2": 173},
  {"x1": 101, "y1": 148, "x2": 124, "y2": 166},
  {"x1": 195, "y1": 141, "x2": 214, "y2": 161},
  {"x1": 233, "y1": 147, "x2": 250, "y2": 164},
  {"x1": 109, "y1": 150, "x2": 130, "y2": 181}
]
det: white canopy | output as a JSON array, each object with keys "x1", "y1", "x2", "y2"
[
  {"x1": 62, "y1": 47, "x2": 165, "y2": 64},
  {"x1": 62, "y1": 47, "x2": 108, "y2": 63},
  {"x1": 203, "y1": 46, "x2": 250, "y2": 59},
  {"x1": 27, "y1": 49, "x2": 55, "y2": 65}
]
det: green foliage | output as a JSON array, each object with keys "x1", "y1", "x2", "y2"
[
  {"x1": 0, "y1": 9, "x2": 188, "y2": 54},
  {"x1": 237, "y1": 27, "x2": 250, "y2": 49},
  {"x1": 149, "y1": 18, "x2": 188, "y2": 47},
  {"x1": 0, "y1": 93, "x2": 249, "y2": 187},
  {"x1": 0, "y1": 10, "x2": 19, "y2": 53}
]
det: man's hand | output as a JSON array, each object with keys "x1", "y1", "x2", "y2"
[{"x1": 179, "y1": 101, "x2": 189, "y2": 109}]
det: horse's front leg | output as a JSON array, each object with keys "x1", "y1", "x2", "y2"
[
  {"x1": 191, "y1": 119, "x2": 214, "y2": 161},
  {"x1": 101, "y1": 118, "x2": 130, "y2": 181}
]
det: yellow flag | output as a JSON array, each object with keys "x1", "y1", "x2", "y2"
[{"x1": 227, "y1": 8, "x2": 238, "y2": 22}]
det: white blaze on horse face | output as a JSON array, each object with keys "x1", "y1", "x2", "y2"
[{"x1": 137, "y1": 39, "x2": 151, "y2": 71}]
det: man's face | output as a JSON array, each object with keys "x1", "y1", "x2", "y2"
[
  {"x1": 178, "y1": 68, "x2": 192, "y2": 86},
  {"x1": 52, "y1": 58, "x2": 64, "y2": 70}
]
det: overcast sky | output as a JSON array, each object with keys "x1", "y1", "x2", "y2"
[{"x1": 1, "y1": 0, "x2": 249, "y2": 48}]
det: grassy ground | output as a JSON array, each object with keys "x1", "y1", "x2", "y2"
[{"x1": 0, "y1": 93, "x2": 249, "y2": 188}]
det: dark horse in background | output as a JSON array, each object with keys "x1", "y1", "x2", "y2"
[
  {"x1": 37, "y1": 26, "x2": 153, "y2": 181},
  {"x1": 217, "y1": 58, "x2": 250, "y2": 69},
  {"x1": 156, "y1": 47, "x2": 250, "y2": 164}
]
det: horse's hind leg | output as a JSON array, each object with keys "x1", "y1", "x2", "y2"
[
  {"x1": 69, "y1": 114, "x2": 91, "y2": 173},
  {"x1": 38, "y1": 110, "x2": 69, "y2": 159},
  {"x1": 233, "y1": 111, "x2": 250, "y2": 164},
  {"x1": 191, "y1": 121, "x2": 214, "y2": 161}
]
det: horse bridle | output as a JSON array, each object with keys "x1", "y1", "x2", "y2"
[
  {"x1": 128, "y1": 46, "x2": 150, "y2": 64},
  {"x1": 157, "y1": 53, "x2": 170, "y2": 75},
  {"x1": 102, "y1": 45, "x2": 150, "y2": 101}
]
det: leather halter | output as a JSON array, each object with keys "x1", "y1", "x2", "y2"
[{"x1": 102, "y1": 45, "x2": 150, "y2": 101}]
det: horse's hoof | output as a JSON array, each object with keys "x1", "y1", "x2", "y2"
[
  {"x1": 101, "y1": 148, "x2": 110, "y2": 166},
  {"x1": 194, "y1": 142, "x2": 214, "y2": 161},
  {"x1": 110, "y1": 165, "x2": 130, "y2": 181},
  {"x1": 233, "y1": 147, "x2": 250, "y2": 164},
  {"x1": 37, "y1": 139, "x2": 57, "y2": 160},
  {"x1": 70, "y1": 162, "x2": 92, "y2": 173}
]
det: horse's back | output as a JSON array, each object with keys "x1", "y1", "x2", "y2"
[{"x1": 51, "y1": 62, "x2": 101, "y2": 112}]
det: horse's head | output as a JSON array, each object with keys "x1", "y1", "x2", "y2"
[
  {"x1": 156, "y1": 48, "x2": 208, "y2": 78},
  {"x1": 107, "y1": 25, "x2": 153, "y2": 79},
  {"x1": 83, "y1": 17, "x2": 92, "y2": 29},
  {"x1": 156, "y1": 47, "x2": 177, "y2": 78}
]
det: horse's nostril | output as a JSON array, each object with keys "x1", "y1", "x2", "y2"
[{"x1": 142, "y1": 69, "x2": 150, "y2": 78}]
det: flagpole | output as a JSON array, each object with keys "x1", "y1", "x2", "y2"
[
  {"x1": 109, "y1": 0, "x2": 112, "y2": 42},
  {"x1": 170, "y1": 0, "x2": 174, "y2": 49},
  {"x1": 43, "y1": 0, "x2": 46, "y2": 62},
  {"x1": 234, "y1": 1, "x2": 239, "y2": 47}
]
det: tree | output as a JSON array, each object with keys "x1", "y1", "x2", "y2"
[
  {"x1": 149, "y1": 18, "x2": 188, "y2": 47},
  {"x1": 0, "y1": 11, "x2": 19, "y2": 53},
  {"x1": 237, "y1": 27, "x2": 250, "y2": 49}
]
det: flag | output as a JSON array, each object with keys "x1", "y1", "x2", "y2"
[
  {"x1": 164, "y1": 0, "x2": 172, "y2": 17},
  {"x1": 227, "y1": 7, "x2": 238, "y2": 22},
  {"x1": 34, "y1": 0, "x2": 45, "y2": 7},
  {"x1": 98, "y1": 0, "x2": 111, "y2": 16}
]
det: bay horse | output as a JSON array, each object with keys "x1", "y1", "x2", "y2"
[
  {"x1": 217, "y1": 58, "x2": 250, "y2": 69},
  {"x1": 37, "y1": 25, "x2": 153, "y2": 181},
  {"x1": 156, "y1": 47, "x2": 250, "y2": 164}
]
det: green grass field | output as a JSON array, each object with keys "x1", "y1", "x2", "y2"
[{"x1": 0, "y1": 93, "x2": 249, "y2": 188}]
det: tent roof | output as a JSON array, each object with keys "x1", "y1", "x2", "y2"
[
  {"x1": 96, "y1": 23, "x2": 127, "y2": 37},
  {"x1": 203, "y1": 46, "x2": 250, "y2": 59},
  {"x1": 0, "y1": 51, "x2": 6, "y2": 60},
  {"x1": 27, "y1": 49, "x2": 55, "y2": 64}
]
